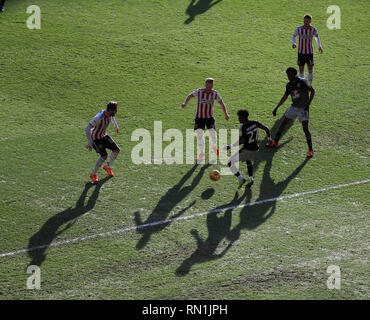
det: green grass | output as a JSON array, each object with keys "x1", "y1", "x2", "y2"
[{"x1": 0, "y1": 0, "x2": 369, "y2": 300}]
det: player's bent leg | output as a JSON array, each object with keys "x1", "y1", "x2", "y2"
[
  {"x1": 301, "y1": 120, "x2": 313, "y2": 157},
  {"x1": 245, "y1": 160, "x2": 254, "y2": 188},
  {"x1": 299, "y1": 65, "x2": 305, "y2": 79},
  {"x1": 307, "y1": 65, "x2": 314, "y2": 84},
  {"x1": 91, "y1": 156, "x2": 106, "y2": 183},
  {"x1": 208, "y1": 129, "x2": 219, "y2": 156},
  {"x1": 228, "y1": 152, "x2": 246, "y2": 188},
  {"x1": 270, "y1": 117, "x2": 291, "y2": 146},
  {"x1": 195, "y1": 129, "x2": 205, "y2": 161}
]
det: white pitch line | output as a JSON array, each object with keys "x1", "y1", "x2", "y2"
[{"x1": 1, "y1": 178, "x2": 369, "y2": 258}]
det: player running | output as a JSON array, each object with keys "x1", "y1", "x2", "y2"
[
  {"x1": 224, "y1": 109, "x2": 272, "y2": 189},
  {"x1": 85, "y1": 101, "x2": 120, "y2": 183},
  {"x1": 182, "y1": 78, "x2": 229, "y2": 162},
  {"x1": 292, "y1": 14, "x2": 323, "y2": 84},
  {"x1": 266, "y1": 67, "x2": 315, "y2": 158}
]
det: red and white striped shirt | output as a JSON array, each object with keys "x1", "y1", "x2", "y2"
[
  {"x1": 88, "y1": 110, "x2": 118, "y2": 140},
  {"x1": 191, "y1": 88, "x2": 223, "y2": 118},
  {"x1": 293, "y1": 25, "x2": 320, "y2": 54}
]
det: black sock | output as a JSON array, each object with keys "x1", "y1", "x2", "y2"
[
  {"x1": 307, "y1": 138, "x2": 313, "y2": 150},
  {"x1": 246, "y1": 161, "x2": 253, "y2": 177}
]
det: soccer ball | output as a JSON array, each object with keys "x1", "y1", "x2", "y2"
[{"x1": 209, "y1": 170, "x2": 221, "y2": 181}]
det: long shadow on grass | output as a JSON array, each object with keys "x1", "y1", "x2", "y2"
[
  {"x1": 134, "y1": 164, "x2": 209, "y2": 250},
  {"x1": 176, "y1": 189, "x2": 249, "y2": 276},
  {"x1": 27, "y1": 176, "x2": 112, "y2": 266},
  {"x1": 175, "y1": 117, "x2": 305, "y2": 275},
  {"x1": 227, "y1": 115, "x2": 309, "y2": 242},
  {"x1": 185, "y1": 0, "x2": 223, "y2": 24}
]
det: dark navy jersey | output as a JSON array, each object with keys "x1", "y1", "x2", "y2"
[
  {"x1": 240, "y1": 120, "x2": 261, "y2": 151},
  {"x1": 285, "y1": 77, "x2": 311, "y2": 109}
]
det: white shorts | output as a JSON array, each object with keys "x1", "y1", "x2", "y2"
[{"x1": 285, "y1": 106, "x2": 309, "y2": 123}]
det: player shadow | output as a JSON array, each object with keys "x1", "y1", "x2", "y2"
[
  {"x1": 227, "y1": 157, "x2": 309, "y2": 244},
  {"x1": 27, "y1": 176, "x2": 112, "y2": 266},
  {"x1": 175, "y1": 117, "x2": 303, "y2": 275},
  {"x1": 254, "y1": 115, "x2": 294, "y2": 173},
  {"x1": 175, "y1": 189, "x2": 249, "y2": 276},
  {"x1": 184, "y1": 0, "x2": 223, "y2": 24},
  {"x1": 226, "y1": 116, "x2": 308, "y2": 241},
  {"x1": 134, "y1": 164, "x2": 210, "y2": 250}
]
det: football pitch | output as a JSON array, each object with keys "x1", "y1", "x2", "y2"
[{"x1": 0, "y1": 0, "x2": 369, "y2": 300}]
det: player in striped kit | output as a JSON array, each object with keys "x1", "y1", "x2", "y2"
[
  {"x1": 85, "y1": 101, "x2": 120, "y2": 183},
  {"x1": 292, "y1": 14, "x2": 323, "y2": 84},
  {"x1": 181, "y1": 78, "x2": 229, "y2": 162}
]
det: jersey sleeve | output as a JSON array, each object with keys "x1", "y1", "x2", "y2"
[
  {"x1": 284, "y1": 83, "x2": 292, "y2": 96},
  {"x1": 89, "y1": 116, "x2": 98, "y2": 127},
  {"x1": 215, "y1": 91, "x2": 223, "y2": 103},
  {"x1": 293, "y1": 27, "x2": 299, "y2": 37},
  {"x1": 292, "y1": 27, "x2": 298, "y2": 44},
  {"x1": 111, "y1": 116, "x2": 119, "y2": 129},
  {"x1": 301, "y1": 78, "x2": 312, "y2": 88},
  {"x1": 191, "y1": 89, "x2": 200, "y2": 97}
]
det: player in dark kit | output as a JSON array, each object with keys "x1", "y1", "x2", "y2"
[
  {"x1": 266, "y1": 67, "x2": 315, "y2": 158},
  {"x1": 224, "y1": 109, "x2": 272, "y2": 188}
]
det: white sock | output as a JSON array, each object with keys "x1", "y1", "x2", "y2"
[
  {"x1": 196, "y1": 129, "x2": 205, "y2": 154},
  {"x1": 209, "y1": 129, "x2": 217, "y2": 148},
  {"x1": 308, "y1": 70, "x2": 314, "y2": 84},
  {"x1": 299, "y1": 71, "x2": 305, "y2": 79},
  {"x1": 107, "y1": 151, "x2": 118, "y2": 168},
  {"x1": 93, "y1": 157, "x2": 105, "y2": 174}
]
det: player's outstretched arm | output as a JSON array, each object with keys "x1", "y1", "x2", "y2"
[
  {"x1": 314, "y1": 29, "x2": 323, "y2": 53},
  {"x1": 292, "y1": 28, "x2": 298, "y2": 49},
  {"x1": 273, "y1": 94, "x2": 288, "y2": 116},
  {"x1": 181, "y1": 94, "x2": 193, "y2": 108},
  {"x1": 219, "y1": 100, "x2": 229, "y2": 120},
  {"x1": 224, "y1": 136, "x2": 244, "y2": 150},
  {"x1": 111, "y1": 117, "x2": 119, "y2": 133},
  {"x1": 306, "y1": 87, "x2": 315, "y2": 109},
  {"x1": 258, "y1": 123, "x2": 272, "y2": 142},
  {"x1": 85, "y1": 124, "x2": 93, "y2": 150}
]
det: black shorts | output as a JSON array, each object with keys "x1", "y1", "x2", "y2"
[
  {"x1": 194, "y1": 117, "x2": 216, "y2": 131},
  {"x1": 92, "y1": 135, "x2": 119, "y2": 157},
  {"x1": 297, "y1": 53, "x2": 314, "y2": 67}
]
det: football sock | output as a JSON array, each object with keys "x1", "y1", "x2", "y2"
[
  {"x1": 307, "y1": 138, "x2": 313, "y2": 151},
  {"x1": 228, "y1": 160, "x2": 240, "y2": 177},
  {"x1": 107, "y1": 151, "x2": 118, "y2": 168},
  {"x1": 299, "y1": 71, "x2": 305, "y2": 79},
  {"x1": 196, "y1": 129, "x2": 205, "y2": 153},
  {"x1": 209, "y1": 128, "x2": 217, "y2": 148},
  {"x1": 246, "y1": 161, "x2": 254, "y2": 177},
  {"x1": 93, "y1": 157, "x2": 105, "y2": 174},
  {"x1": 308, "y1": 70, "x2": 314, "y2": 84}
]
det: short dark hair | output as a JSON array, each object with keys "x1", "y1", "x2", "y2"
[
  {"x1": 304, "y1": 14, "x2": 312, "y2": 20},
  {"x1": 237, "y1": 109, "x2": 249, "y2": 119},
  {"x1": 107, "y1": 101, "x2": 118, "y2": 111},
  {"x1": 286, "y1": 67, "x2": 298, "y2": 76}
]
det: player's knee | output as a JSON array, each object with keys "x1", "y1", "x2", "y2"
[
  {"x1": 114, "y1": 148, "x2": 120, "y2": 153},
  {"x1": 102, "y1": 155, "x2": 108, "y2": 160}
]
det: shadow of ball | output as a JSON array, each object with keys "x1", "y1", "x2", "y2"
[{"x1": 201, "y1": 188, "x2": 215, "y2": 200}]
